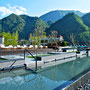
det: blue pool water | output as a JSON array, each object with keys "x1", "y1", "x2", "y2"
[{"x1": 0, "y1": 56, "x2": 90, "y2": 90}]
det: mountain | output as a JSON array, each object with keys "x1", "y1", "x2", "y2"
[
  {"x1": 0, "y1": 13, "x2": 25, "y2": 33},
  {"x1": 47, "y1": 21, "x2": 54, "y2": 26},
  {"x1": 40, "y1": 10, "x2": 85, "y2": 22},
  {"x1": 20, "y1": 15, "x2": 48, "y2": 39},
  {"x1": 46, "y1": 13, "x2": 90, "y2": 44},
  {"x1": 82, "y1": 13, "x2": 90, "y2": 27},
  {"x1": 0, "y1": 14, "x2": 48, "y2": 39}
]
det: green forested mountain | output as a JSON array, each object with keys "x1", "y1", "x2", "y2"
[
  {"x1": 0, "y1": 14, "x2": 25, "y2": 33},
  {"x1": 0, "y1": 14, "x2": 48, "y2": 40},
  {"x1": 47, "y1": 21, "x2": 54, "y2": 26},
  {"x1": 82, "y1": 13, "x2": 90, "y2": 27},
  {"x1": 40, "y1": 10, "x2": 85, "y2": 22},
  {"x1": 0, "y1": 13, "x2": 89, "y2": 45},
  {"x1": 46, "y1": 13, "x2": 90, "y2": 44},
  {"x1": 20, "y1": 15, "x2": 48, "y2": 39}
]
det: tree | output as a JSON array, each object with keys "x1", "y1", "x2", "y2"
[
  {"x1": 42, "y1": 32, "x2": 46, "y2": 45},
  {"x1": 3, "y1": 32, "x2": 12, "y2": 46},
  {"x1": 80, "y1": 30, "x2": 90, "y2": 46},
  {"x1": 69, "y1": 33, "x2": 76, "y2": 46},
  {"x1": 1, "y1": 31, "x2": 19, "y2": 46},
  {"x1": 61, "y1": 41, "x2": 67, "y2": 46},
  {"x1": 50, "y1": 30, "x2": 58, "y2": 46},
  {"x1": 11, "y1": 31, "x2": 19, "y2": 46},
  {"x1": 15, "y1": 31, "x2": 19, "y2": 45}
]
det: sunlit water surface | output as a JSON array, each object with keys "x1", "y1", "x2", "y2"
[{"x1": 0, "y1": 56, "x2": 90, "y2": 90}]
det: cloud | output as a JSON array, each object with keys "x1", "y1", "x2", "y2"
[
  {"x1": 81, "y1": 10, "x2": 90, "y2": 13},
  {"x1": 0, "y1": 5, "x2": 28, "y2": 17}
]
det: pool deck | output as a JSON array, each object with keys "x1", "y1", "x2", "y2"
[
  {"x1": 0, "y1": 58, "x2": 25, "y2": 71},
  {"x1": 26, "y1": 51, "x2": 86, "y2": 70},
  {"x1": 0, "y1": 51, "x2": 87, "y2": 71}
]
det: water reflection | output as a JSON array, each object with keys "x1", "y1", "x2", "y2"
[{"x1": 0, "y1": 56, "x2": 90, "y2": 90}]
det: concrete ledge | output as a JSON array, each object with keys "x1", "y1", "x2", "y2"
[
  {"x1": 37, "y1": 53, "x2": 76, "y2": 61},
  {"x1": 27, "y1": 52, "x2": 87, "y2": 70}
]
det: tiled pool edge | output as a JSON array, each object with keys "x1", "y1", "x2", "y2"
[
  {"x1": 54, "y1": 66, "x2": 90, "y2": 90},
  {"x1": 63, "y1": 71, "x2": 90, "y2": 90}
]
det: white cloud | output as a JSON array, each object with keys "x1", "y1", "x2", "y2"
[
  {"x1": 46, "y1": 9, "x2": 90, "y2": 14},
  {"x1": 0, "y1": 5, "x2": 28, "y2": 17},
  {"x1": 81, "y1": 10, "x2": 90, "y2": 13},
  {"x1": 18, "y1": 6, "x2": 27, "y2": 11},
  {"x1": 0, "y1": 7, "x2": 13, "y2": 16}
]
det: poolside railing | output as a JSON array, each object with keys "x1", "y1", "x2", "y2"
[{"x1": 24, "y1": 49, "x2": 37, "y2": 71}]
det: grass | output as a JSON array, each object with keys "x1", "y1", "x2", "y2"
[
  {"x1": 27, "y1": 54, "x2": 52, "y2": 58},
  {"x1": 0, "y1": 58, "x2": 7, "y2": 61}
]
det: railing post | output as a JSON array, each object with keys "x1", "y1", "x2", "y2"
[
  {"x1": 35, "y1": 59, "x2": 37, "y2": 71},
  {"x1": 24, "y1": 50, "x2": 25, "y2": 59}
]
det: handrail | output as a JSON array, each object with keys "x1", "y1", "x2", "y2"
[
  {"x1": 10, "y1": 60, "x2": 17, "y2": 67},
  {"x1": 2, "y1": 49, "x2": 37, "y2": 71},
  {"x1": 24, "y1": 49, "x2": 37, "y2": 71},
  {"x1": 24, "y1": 49, "x2": 36, "y2": 59},
  {"x1": 10, "y1": 58, "x2": 24, "y2": 67}
]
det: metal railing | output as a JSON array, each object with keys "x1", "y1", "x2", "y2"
[
  {"x1": 24, "y1": 49, "x2": 37, "y2": 71},
  {"x1": 10, "y1": 58, "x2": 24, "y2": 68},
  {"x1": 10, "y1": 59, "x2": 17, "y2": 68}
]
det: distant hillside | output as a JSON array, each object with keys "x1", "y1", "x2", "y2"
[
  {"x1": 0, "y1": 14, "x2": 25, "y2": 33},
  {"x1": 20, "y1": 15, "x2": 48, "y2": 39},
  {"x1": 46, "y1": 13, "x2": 90, "y2": 44},
  {"x1": 47, "y1": 21, "x2": 54, "y2": 26},
  {"x1": 0, "y1": 14, "x2": 48, "y2": 39},
  {"x1": 40, "y1": 10, "x2": 85, "y2": 22},
  {"x1": 82, "y1": 13, "x2": 90, "y2": 27},
  {"x1": 0, "y1": 13, "x2": 89, "y2": 44}
]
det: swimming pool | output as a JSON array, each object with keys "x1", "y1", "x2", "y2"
[{"x1": 0, "y1": 56, "x2": 90, "y2": 90}]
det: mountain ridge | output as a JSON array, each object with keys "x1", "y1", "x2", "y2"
[
  {"x1": 40, "y1": 10, "x2": 85, "y2": 22},
  {"x1": 0, "y1": 12, "x2": 90, "y2": 44},
  {"x1": 46, "y1": 13, "x2": 90, "y2": 44},
  {"x1": 82, "y1": 13, "x2": 90, "y2": 27},
  {"x1": 0, "y1": 14, "x2": 48, "y2": 39}
]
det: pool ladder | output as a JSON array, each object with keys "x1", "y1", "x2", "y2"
[{"x1": 24, "y1": 49, "x2": 38, "y2": 71}]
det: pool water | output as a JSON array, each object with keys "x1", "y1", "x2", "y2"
[{"x1": 0, "y1": 56, "x2": 90, "y2": 90}]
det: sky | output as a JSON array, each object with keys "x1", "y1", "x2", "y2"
[{"x1": 0, "y1": 0, "x2": 90, "y2": 19}]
